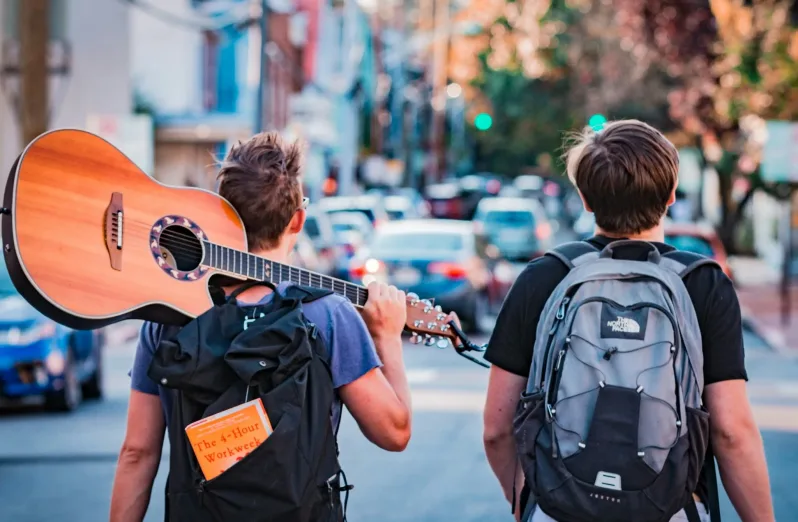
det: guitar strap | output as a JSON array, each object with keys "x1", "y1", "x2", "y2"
[{"x1": 210, "y1": 280, "x2": 277, "y2": 307}]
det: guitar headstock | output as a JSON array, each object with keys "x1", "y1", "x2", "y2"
[{"x1": 404, "y1": 292, "x2": 458, "y2": 348}]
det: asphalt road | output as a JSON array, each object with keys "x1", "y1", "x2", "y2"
[{"x1": 0, "y1": 327, "x2": 796, "y2": 522}]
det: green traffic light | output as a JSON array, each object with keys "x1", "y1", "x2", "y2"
[
  {"x1": 588, "y1": 113, "x2": 607, "y2": 131},
  {"x1": 475, "y1": 113, "x2": 493, "y2": 131}
]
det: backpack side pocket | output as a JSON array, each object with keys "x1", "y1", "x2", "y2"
[{"x1": 514, "y1": 390, "x2": 546, "y2": 494}]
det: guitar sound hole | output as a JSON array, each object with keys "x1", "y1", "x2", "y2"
[{"x1": 159, "y1": 225, "x2": 203, "y2": 272}]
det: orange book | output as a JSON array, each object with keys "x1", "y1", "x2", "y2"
[{"x1": 185, "y1": 398, "x2": 274, "y2": 480}]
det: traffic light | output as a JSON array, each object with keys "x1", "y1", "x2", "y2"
[
  {"x1": 588, "y1": 113, "x2": 607, "y2": 131},
  {"x1": 474, "y1": 113, "x2": 493, "y2": 131}
]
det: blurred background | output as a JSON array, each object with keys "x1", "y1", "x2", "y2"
[{"x1": 0, "y1": 0, "x2": 797, "y2": 520}]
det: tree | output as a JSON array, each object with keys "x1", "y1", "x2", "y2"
[
  {"x1": 616, "y1": 0, "x2": 798, "y2": 252},
  {"x1": 19, "y1": 0, "x2": 49, "y2": 145},
  {"x1": 460, "y1": 0, "x2": 678, "y2": 175},
  {"x1": 468, "y1": 59, "x2": 577, "y2": 175}
]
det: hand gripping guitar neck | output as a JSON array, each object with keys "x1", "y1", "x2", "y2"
[{"x1": 404, "y1": 292, "x2": 489, "y2": 368}]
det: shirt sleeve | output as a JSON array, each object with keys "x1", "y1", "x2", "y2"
[
  {"x1": 129, "y1": 322, "x2": 161, "y2": 395},
  {"x1": 690, "y1": 268, "x2": 748, "y2": 385},
  {"x1": 484, "y1": 256, "x2": 569, "y2": 377},
  {"x1": 326, "y1": 300, "x2": 382, "y2": 389}
]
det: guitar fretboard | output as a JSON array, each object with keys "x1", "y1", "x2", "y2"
[{"x1": 202, "y1": 241, "x2": 368, "y2": 306}]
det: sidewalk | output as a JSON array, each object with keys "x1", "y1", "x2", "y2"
[{"x1": 730, "y1": 257, "x2": 798, "y2": 354}]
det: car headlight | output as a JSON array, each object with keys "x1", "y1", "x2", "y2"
[
  {"x1": 0, "y1": 322, "x2": 57, "y2": 345},
  {"x1": 45, "y1": 349, "x2": 66, "y2": 375}
]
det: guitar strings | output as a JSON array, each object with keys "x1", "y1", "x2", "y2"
[
  {"x1": 151, "y1": 230, "x2": 367, "y2": 303},
  {"x1": 124, "y1": 225, "x2": 367, "y2": 303}
]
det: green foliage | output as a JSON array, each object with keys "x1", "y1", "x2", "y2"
[{"x1": 468, "y1": 56, "x2": 578, "y2": 175}]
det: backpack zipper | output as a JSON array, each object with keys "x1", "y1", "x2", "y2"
[{"x1": 539, "y1": 296, "x2": 570, "y2": 390}]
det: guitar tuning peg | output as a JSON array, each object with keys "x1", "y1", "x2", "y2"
[
  {"x1": 436, "y1": 337, "x2": 449, "y2": 349},
  {"x1": 407, "y1": 292, "x2": 419, "y2": 305},
  {"x1": 434, "y1": 305, "x2": 442, "y2": 312},
  {"x1": 410, "y1": 333, "x2": 423, "y2": 345},
  {"x1": 421, "y1": 299, "x2": 432, "y2": 307},
  {"x1": 423, "y1": 335, "x2": 436, "y2": 346}
]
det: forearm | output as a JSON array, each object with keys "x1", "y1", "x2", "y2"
[
  {"x1": 484, "y1": 432, "x2": 521, "y2": 504},
  {"x1": 374, "y1": 335, "x2": 412, "y2": 418},
  {"x1": 714, "y1": 428, "x2": 774, "y2": 522},
  {"x1": 109, "y1": 448, "x2": 161, "y2": 522}
]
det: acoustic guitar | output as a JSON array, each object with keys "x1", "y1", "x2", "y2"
[{"x1": 0, "y1": 129, "x2": 462, "y2": 350}]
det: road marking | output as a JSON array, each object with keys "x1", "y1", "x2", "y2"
[
  {"x1": 411, "y1": 389, "x2": 485, "y2": 412},
  {"x1": 411, "y1": 389, "x2": 798, "y2": 434},
  {"x1": 406, "y1": 369, "x2": 439, "y2": 384}
]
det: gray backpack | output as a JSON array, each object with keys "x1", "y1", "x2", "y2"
[{"x1": 514, "y1": 240, "x2": 717, "y2": 522}]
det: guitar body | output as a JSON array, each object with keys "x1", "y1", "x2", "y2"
[{"x1": 2, "y1": 129, "x2": 248, "y2": 329}]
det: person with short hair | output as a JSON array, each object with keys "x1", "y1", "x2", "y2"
[
  {"x1": 483, "y1": 120, "x2": 774, "y2": 522},
  {"x1": 109, "y1": 132, "x2": 431, "y2": 521}
]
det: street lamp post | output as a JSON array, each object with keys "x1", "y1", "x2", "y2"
[{"x1": 254, "y1": 0, "x2": 269, "y2": 134}]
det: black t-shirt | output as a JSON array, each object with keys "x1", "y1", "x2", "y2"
[{"x1": 485, "y1": 235, "x2": 748, "y2": 510}]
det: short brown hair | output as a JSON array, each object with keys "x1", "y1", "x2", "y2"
[
  {"x1": 564, "y1": 119, "x2": 678, "y2": 235},
  {"x1": 217, "y1": 132, "x2": 303, "y2": 251}
]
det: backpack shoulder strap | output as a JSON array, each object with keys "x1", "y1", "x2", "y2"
[
  {"x1": 661, "y1": 250, "x2": 721, "y2": 279},
  {"x1": 545, "y1": 241, "x2": 600, "y2": 270}
]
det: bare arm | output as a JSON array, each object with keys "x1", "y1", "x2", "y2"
[
  {"x1": 339, "y1": 341, "x2": 411, "y2": 452},
  {"x1": 340, "y1": 282, "x2": 411, "y2": 451},
  {"x1": 484, "y1": 364, "x2": 526, "y2": 513},
  {"x1": 110, "y1": 390, "x2": 166, "y2": 522},
  {"x1": 704, "y1": 380, "x2": 774, "y2": 522}
]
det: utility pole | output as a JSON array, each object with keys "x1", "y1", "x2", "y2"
[
  {"x1": 254, "y1": 0, "x2": 269, "y2": 134},
  {"x1": 19, "y1": 0, "x2": 50, "y2": 145},
  {"x1": 429, "y1": 0, "x2": 450, "y2": 183}
]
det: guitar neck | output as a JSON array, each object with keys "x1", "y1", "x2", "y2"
[{"x1": 202, "y1": 241, "x2": 368, "y2": 307}]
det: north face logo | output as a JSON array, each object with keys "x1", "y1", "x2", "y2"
[{"x1": 606, "y1": 316, "x2": 640, "y2": 334}]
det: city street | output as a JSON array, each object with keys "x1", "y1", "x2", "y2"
[{"x1": 0, "y1": 325, "x2": 796, "y2": 521}]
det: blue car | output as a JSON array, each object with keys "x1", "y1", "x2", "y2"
[{"x1": 0, "y1": 256, "x2": 105, "y2": 411}]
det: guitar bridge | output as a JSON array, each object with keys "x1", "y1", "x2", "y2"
[{"x1": 104, "y1": 192, "x2": 123, "y2": 271}]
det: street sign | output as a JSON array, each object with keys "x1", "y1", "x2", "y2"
[
  {"x1": 761, "y1": 121, "x2": 798, "y2": 183},
  {"x1": 85, "y1": 114, "x2": 154, "y2": 175}
]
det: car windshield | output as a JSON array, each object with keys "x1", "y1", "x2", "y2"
[
  {"x1": 386, "y1": 210, "x2": 404, "y2": 220},
  {"x1": 332, "y1": 221, "x2": 361, "y2": 234},
  {"x1": 481, "y1": 210, "x2": 535, "y2": 228},
  {"x1": 0, "y1": 257, "x2": 17, "y2": 297},
  {"x1": 371, "y1": 231, "x2": 465, "y2": 257},
  {"x1": 327, "y1": 208, "x2": 376, "y2": 223},
  {"x1": 664, "y1": 234, "x2": 715, "y2": 257}
]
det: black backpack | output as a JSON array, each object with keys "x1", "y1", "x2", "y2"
[{"x1": 148, "y1": 282, "x2": 349, "y2": 522}]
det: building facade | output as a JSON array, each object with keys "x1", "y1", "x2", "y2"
[{"x1": 0, "y1": 0, "x2": 131, "y2": 185}]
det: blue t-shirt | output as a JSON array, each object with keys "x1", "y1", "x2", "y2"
[{"x1": 129, "y1": 282, "x2": 382, "y2": 430}]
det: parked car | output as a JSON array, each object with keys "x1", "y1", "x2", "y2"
[
  {"x1": 573, "y1": 209, "x2": 596, "y2": 240},
  {"x1": 292, "y1": 229, "x2": 331, "y2": 275},
  {"x1": 425, "y1": 182, "x2": 466, "y2": 220},
  {"x1": 458, "y1": 173, "x2": 503, "y2": 220},
  {"x1": 472, "y1": 197, "x2": 555, "y2": 262},
  {"x1": 303, "y1": 206, "x2": 340, "y2": 276},
  {"x1": 328, "y1": 212, "x2": 373, "y2": 280},
  {"x1": 664, "y1": 221, "x2": 734, "y2": 281},
  {"x1": 367, "y1": 188, "x2": 431, "y2": 219},
  {"x1": 318, "y1": 195, "x2": 390, "y2": 228},
  {"x1": 0, "y1": 256, "x2": 105, "y2": 411},
  {"x1": 330, "y1": 211, "x2": 373, "y2": 243},
  {"x1": 384, "y1": 195, "x2": 427, "y2": 220},
  {"x1": 349, "y1": 219, "x2": 499, "y2": 332}
]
